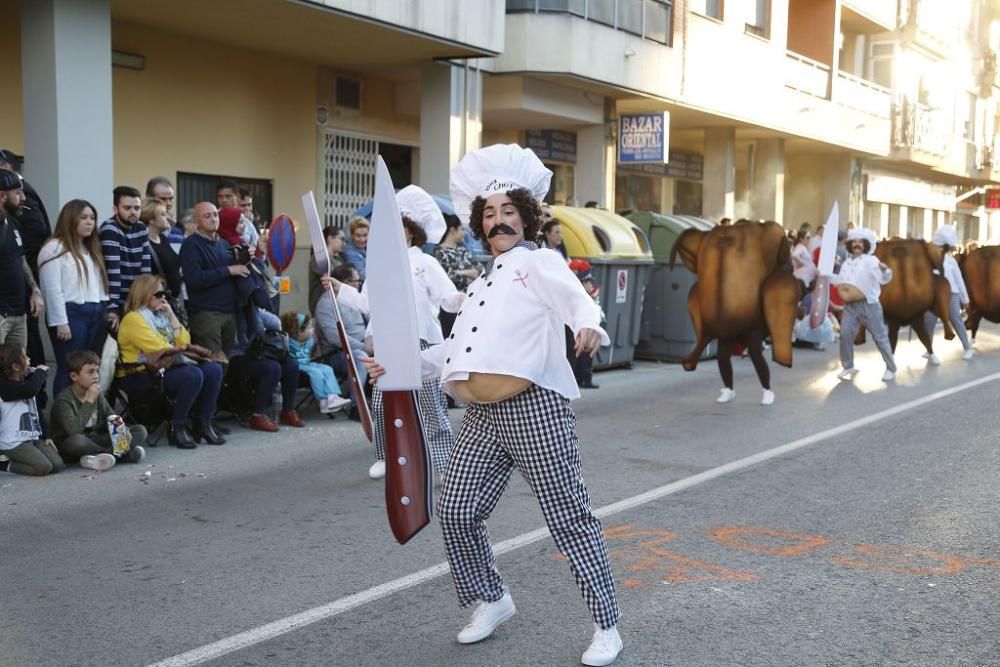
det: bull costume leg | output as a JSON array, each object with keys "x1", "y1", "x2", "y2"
[{"x1": 438, "y1": 385, "x2": 620, "y2": 630}]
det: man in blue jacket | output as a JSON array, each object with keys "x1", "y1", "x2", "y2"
[{"x1": 179, "y1": 202, "x2": 249, "y2": 358}]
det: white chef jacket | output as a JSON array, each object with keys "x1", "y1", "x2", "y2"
[
  {"x1": 337, "y1": 246, "x2": 463, "y2": 345},
  {"x1": 833, "y1": 253, "x2": 892, "y2": 304},
  {"x1": 421, "y1": 246, "x2": 610, "y2": 401},
  {"x1": 792, "y1": 243, "x2": 817, "y2": 285},
  {"x1": 941, "y1": 254, "x2": 970, "y2": 304}
]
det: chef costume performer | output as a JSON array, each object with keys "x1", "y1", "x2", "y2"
[
  {"x1": 923, "y1": 225, "x2": 973, "y2": 361},
  {"x1": 337, "y1": 185, "x2": 463, "y2": 481},
  {"x1": 427, "y1": 144, "x2": 621, "y2": 666},
  {"x1": 833, "y1": 228, "x2": 897, "y2": 381}
]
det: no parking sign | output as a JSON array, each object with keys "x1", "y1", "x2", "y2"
[
  {"x1": 267, "y1": 214, "x2": 296, "y2": 274},
  {"x1": 616, "y1": 269, "x2": 628, "y2": 304}
]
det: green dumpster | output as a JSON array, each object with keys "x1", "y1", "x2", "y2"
[
  {"x1": 627, "y1": 211, "x2": 717, "y2": 362},
  {"x1": 550, "y1": 206, "x2": 654, "y2": 370}
]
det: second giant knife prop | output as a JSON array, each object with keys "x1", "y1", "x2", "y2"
[
  {"x1": 301, "y1": 191, "x2": 374, "y2": 442},
  {"x1": 809, "y1": 202, "x2": 840, "y2": 329},
  {"x1": 366, "y1": 156, "x2": 433, "y2": 545}
]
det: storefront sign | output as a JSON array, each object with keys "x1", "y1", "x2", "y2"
[
  {"x1": 619, "y1": 150, "x2": 703, "y2": 180},
  {"x1": 618, "y1": 113, "x2": 670, "y2": 164},
  {"x1": 865, "y1": 172, "x2": 957, "y2": 211},
  {"x1": 526, "y1": 130, "x2": 577, "y2": 163}
]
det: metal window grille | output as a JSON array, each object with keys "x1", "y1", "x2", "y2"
[{"x1": 322, "y1": 131, "x2": 378, "y2": 228}]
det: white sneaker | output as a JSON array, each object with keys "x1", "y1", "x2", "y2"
[
  {"x1": 456, "y1": 592, "x2": 516, "y2": 644},
  {"x1": 761, "y1": 389, "x2": 775, "y2": 406},
  {"x1": 921, "y1": 352, "x2": 930, "y2": 359},
  {"x1": 882, "y1": 369, "x2": 895, "y2": 382},
  {"x1": 318, "y1": 397, "x2": 330, "y2": 413},
  {"x1": 326, "y1": 395, "x2": 352, "y2": 412},
  {"x1": 80, "y1": 453, "x2": 116, "y2": 472},
  {"x1": 582, "y1": 625, "x2": 623, "y2": 666},
  {"x1": 927, "y1": 354, "x2": 941, "y2": 366},
  {"x1": 837, "y1": 367, "x2": 857, "y2": 380},
  {"x1": 963, "y1": 348, "x2": 974, "y2": 360},
  {"x1": 716, "y1": 388, "x2": 735, "y2": 403},
  {"x1": 368, "y1": 459, "x2": 386, "y2": 479}
]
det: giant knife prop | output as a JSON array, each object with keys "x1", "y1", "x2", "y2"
[
  {"x1": 302, "y1": 191, "x2": 374, "y2": 442},
  {"x1": 809, "y1": 202, "x2": 840, "y2": 329},
  {"x1": 366, "y1": 156, "x2": 434, "y2": 544}
]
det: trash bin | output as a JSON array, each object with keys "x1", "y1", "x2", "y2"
[
  {"x1": 550, "y1": 206, "x2": 654, "y2": 370},
  {"x1": 627, "y1": 211, "x2": 717, "y2": 362}
]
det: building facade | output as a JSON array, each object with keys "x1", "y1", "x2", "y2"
[{"x1": 3, "y1": 0, "x2": 999, "y2": 313}]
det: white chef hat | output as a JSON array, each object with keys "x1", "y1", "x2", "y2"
[
  {"x1": 931, "y1": 224, "x2": 958, "y2": 248},
  {"x1": 395, "y1": 184, "x2": 446, "y2": 244},
  {"x1": 449, "y1": 144, "x2": 552, "y2": 223},
  {"x1": 846, "y1": 227, "x2": 877, "y2": 254}
]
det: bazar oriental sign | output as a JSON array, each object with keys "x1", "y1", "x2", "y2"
[{"x1": 618, "y1": 112, "x2": 670, "y2": 164}]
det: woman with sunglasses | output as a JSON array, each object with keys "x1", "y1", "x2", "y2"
[{"x1": 116, "y1": 274, "x2": 224, "y2": 448}]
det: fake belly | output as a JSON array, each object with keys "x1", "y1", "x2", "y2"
[
  {"x1": 836, "y1": 283, "x2": 866, "y2": 304},
  {"x1": 451, "y1": 373, "x2": 532, "y2": 404}
]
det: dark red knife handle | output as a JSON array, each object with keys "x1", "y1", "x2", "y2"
[{"x1": 383, "y1": 390, "x2": 432, "y2": 544}]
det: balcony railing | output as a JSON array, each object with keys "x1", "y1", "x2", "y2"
[
  {"x1": 835, "y1": 71, "x2": 891, "y2": 118},
  {"x1": 891, "y1": 98, "x2": 950, "y2": 156},
  {"x1": 784, "y1": 51, "x2": 830, "y2": 99}
]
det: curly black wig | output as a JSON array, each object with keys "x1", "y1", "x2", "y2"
[{"x1": 468, "y1": 188, "x2": 543, "y2": 243}]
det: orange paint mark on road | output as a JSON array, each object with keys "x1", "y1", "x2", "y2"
[
  {"x1": 710, "y1": 526, "x2": 832, "y2": 557},
  {"x1": 644, "y1": 547, "x2": 759, "y2": 583},
  {"x1": 622, "y1": 578, "x2": 645, "y2": 589},
  {"x1": 967, "y1": 557, "x2": 1000, "y2": 569},
  {"x1": 604, "y1": 524, "x2": 679, "y2": 547},
  {"x1": 834, "y1": 545, "x2": 966, "y2": 575}
]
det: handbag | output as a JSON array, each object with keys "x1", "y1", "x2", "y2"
[{"x1": 247, "y1": 329, "x2": 289, "y2": 362}]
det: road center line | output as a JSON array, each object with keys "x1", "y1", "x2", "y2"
[{"x1": 148, "y1": 371, "x2": 1000, "y2": 667}]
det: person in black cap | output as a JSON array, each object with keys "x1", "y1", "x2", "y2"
[
  {"x1": 0, "y1": 169, "x2": 45, "y2": 350},
  {"x1": 0, "y1": 150, "x2": 52, "y2": 376}
]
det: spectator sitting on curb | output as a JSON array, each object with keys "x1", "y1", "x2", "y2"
[
  {"x1": 309, "y1": 226, "x2": 346, "y2": 315},
  {"x1": 0, "y1": 343, "x2": 64, "y2": 476},
  {"x1": 50, "y1": 350, "x2": 147, "y2": 468},
  {"x1": 316, "y1": 265, "x2": 368, "y2": 418},
  {"x1": 281, "y1": 311, "x2": 351, "y2": 414},
  {"x1": 342, "y1": 216, "x2": 369, "y2": 282}
]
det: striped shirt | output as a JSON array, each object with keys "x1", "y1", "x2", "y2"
[{"x1": 99, "y1": 217, "x2": 151, "y2": 313}]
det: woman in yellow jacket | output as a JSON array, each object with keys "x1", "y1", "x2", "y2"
[{"x1": 117, "y1": 275, "x2": 224, "y2": 448}]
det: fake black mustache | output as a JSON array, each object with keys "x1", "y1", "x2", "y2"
[{"x1": 488, "y1": 224, "x2": 517, "y2": 238}]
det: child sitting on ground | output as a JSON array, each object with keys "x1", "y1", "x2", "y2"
[
  {"x1": 280, "y1": 312, "x2": 352, "y2": 414},
  {"x1": 0, "y1": 343, "x2": 65, "y2": 476},
  {"x1": 50, "y1": 350, "x2": 148, "y2": 471}
]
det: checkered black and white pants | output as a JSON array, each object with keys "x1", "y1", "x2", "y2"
[
  {"x1": 923, "y1": 293, "x2": 972, "y2": 351},
  {"x1": 436, "y1": 384, "x2": 621, "y2": 630},
  {"x1": 839, "y1": 301, "x2": 897, "y2": 372},
  {"x1": 371, "y1": 342, "x2": 453, "y2": 478}
]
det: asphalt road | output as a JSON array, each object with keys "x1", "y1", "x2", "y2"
[{"x1": 2, "y1": 325, "x2": 998, "y2": 667}]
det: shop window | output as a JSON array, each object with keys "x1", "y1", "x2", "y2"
[
  {"x1": 620, "y1": 0, "x2": 643, "y2": 35},
  {"x1": 644, "y1": 0, "x2": 672, "y2": 44},
  {"x1": 176, "y1": 172, "x2": 272, "y2": 229},
  {"x1": 675, "y1": 180, "x2": 703, "y2": 216},
  {"x1": 691, "y1": 0, "x2": 722, "y2": 20},
  {"x1": 588, "y1": 0, "x2": 616, "y2": 27},
  {"x1": 538, "y1": 0, "x2": 585, "y2": 15},
  {"x1": 745, "y1": 0, "x2": 769, "y2": 38},
  {"x1": 545, "y1": 163, "x2": 576, "y2": 205}
]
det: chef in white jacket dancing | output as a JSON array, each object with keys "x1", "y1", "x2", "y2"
[
  {"x1": 334, "y1": 184, "x2": 463, "y2": 480},
  {"x1": 365, "y1": 144, "x2": 623, "y2": 666}
]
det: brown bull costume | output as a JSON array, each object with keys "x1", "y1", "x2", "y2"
[
  {"x1": 669, "y1": 220, "x2": 799, "y2": 405},
  {"x1": 961, "y1": 245, "x2": 1000, "y2": 341},
  {"x1": 871, "y1": 238, "x2": 954, "y2": 361}
]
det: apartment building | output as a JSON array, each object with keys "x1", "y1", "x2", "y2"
[{"x1": 2, "y1": 0, "x2": 998, "y2": 311}]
